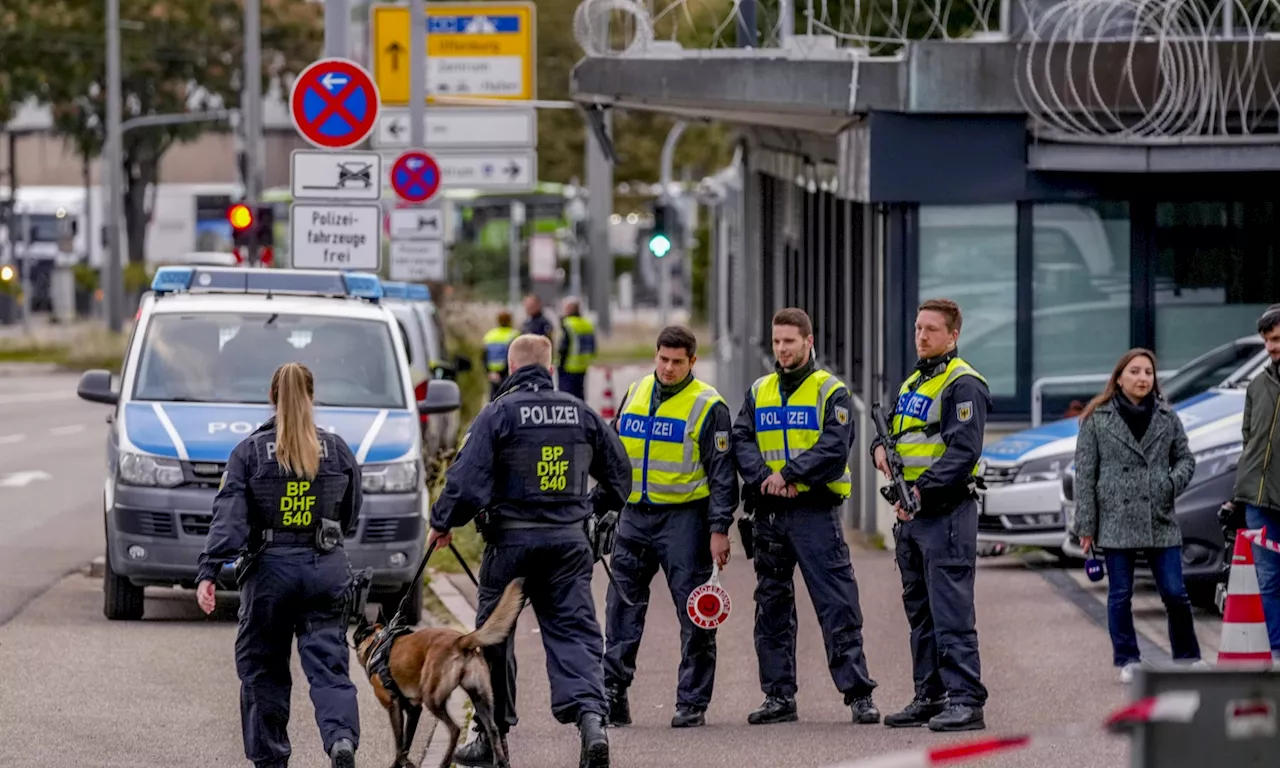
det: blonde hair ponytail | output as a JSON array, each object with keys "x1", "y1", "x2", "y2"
[{"x1": 270, "y1": 363, "x2": 321, "y2": 480}]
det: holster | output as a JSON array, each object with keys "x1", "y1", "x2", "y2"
[
  {"x1": 738, "y1": 500, "x2": 757, "y2": 560},
  {"x1": 474, "y1": 509, "x2": 494, "y2": 543},
  {"x1": 233, "y1": 549, "x2": 262, "y2": 588},
  {"x1": 316, "y1": 518, "x2": 343, "y2": 552},
  {"x1": 586, "y1": 510, "x2": 619, "y2": 562},
  {"x1": 344, "y1": 567, "x2": 375, "y2": 630}
]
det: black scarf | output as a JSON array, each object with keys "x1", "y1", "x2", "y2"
[
  {"x1": 776, "y1": 355, "x2": 817, "y2": 400},
  {"x1": 1113, "y1": 390, "x2": 1156, "y2": 441}
]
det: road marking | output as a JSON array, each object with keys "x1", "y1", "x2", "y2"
[
  {"x1": 49, "y1": 424, "x2": 86, "y2": 436},
  {"x1": 0, "y1": 433, "x2": 24, "y2": 444},
  {"x1": 0, "y1": 391, "x2": 77, "y2": 406},
  {"x1": 0, "y1": 470, "x2": 52, "y2": 487}
]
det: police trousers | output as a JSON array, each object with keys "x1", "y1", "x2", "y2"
[
  {"x1": 475, "y1": 527, "x2": 607, "y2": 732},
  {"x1": 235, "y1": 546, "x2": 359, "y2": 767},
  {"x1": 893, "y1": 499, "x2": 987, "y2": 707},
  {"x1": 604, "y1": 505, "x2": 716, "y2": 709},
  {"x1": 753, "y1": 505, "x2": 877, "y2": 702}
]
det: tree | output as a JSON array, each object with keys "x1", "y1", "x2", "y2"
[
  {"x1": 0, "y1": 0, "x2": 52, "y2": 126},
  {"x1": 35, "y1": 0, "x2": 322, "y2": 264}
]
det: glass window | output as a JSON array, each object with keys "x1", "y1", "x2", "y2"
[
  {"x1": 1154, "y1": 202, "x2": 1280, "y2": 368},
  {"x1": 133, "y1": 312, "x2": 406, "y2": 409},
  {"x1": 1032, "y1": 202, "x2": 1132, "y2": 384},
  {"x1": 1161, "y1": 341, "x2": 1263, "y2": 404},
  {"x1": 918, "y1": 205, "x2": 1017, "y2": 395}
]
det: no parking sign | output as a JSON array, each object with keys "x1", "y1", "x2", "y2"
[{"x1": 686, "y1": 563, "x2": 731, "y2": 629}]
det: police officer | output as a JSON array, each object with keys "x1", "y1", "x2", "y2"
[
  {"x1": 196, "y1": 362, "x2": 363, "y2": 768},
  {"x1": 730, "y1": 307, "x2": 879, "y2": 726},
  {"x1": 520, "y1": 293, "x2": 555, "y2": 338},
  {"x1": 428, "y1": 334, "x2": 631, "y2": 768},
  {"x1": 871, "y1": 297, "x2": 989, "y2": 733},
  {"x1": 557, "y1": 297, "x2": 597, "y2": 401},
  {"x1": 603, "y1": 326, "x2": 739, "y2": 729},
  {"x1": 483, "y1": 310, "x2": 520, "y2": 400}
]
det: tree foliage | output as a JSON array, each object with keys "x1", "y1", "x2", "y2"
[
  {"x1": 0, "y1": 1, "x2": 62, "y2": 132},
  {"x1": 25, "y1": 0, "x2": 322, "y2": 263}
]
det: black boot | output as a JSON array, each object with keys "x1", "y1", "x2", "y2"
[
  {"x1": 578, "y1": 712, "x2": 610, "y2": 768},
  {"x1": 606, "y1": 684, "x2": 631, "y2": 727},
  {"x1": 929, "y1": 704, "x2": 985, "y2": 732},
  {"x1": 454, "y1": 726, "x2": 507, "y2": 768},
  {"x1": 849, "y1": 696, "x2": 881, "y2": 724},
  {"x1": 329, "y1": 738, "x2": 355, "y2": 768},
  {"x1": 883, "y1": 695, "x2": 948, "y2": 728},
  {"x1": 747, "y1": 695, "x2": 798, "y2": 725},
  {"x1": 670, "y1": 706, "x2": 706, "y2": 728}
]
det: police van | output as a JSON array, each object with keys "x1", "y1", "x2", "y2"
[{"x1": 76, "y1": 266, "x2": 461, "y2": 623}]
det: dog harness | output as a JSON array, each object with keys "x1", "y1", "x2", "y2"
[{"x1": 367, "y1": 622, "x2": 416, "y2": 706}]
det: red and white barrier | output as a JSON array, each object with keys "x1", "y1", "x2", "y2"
[
  {"x1": 1219, "y1": 527, "x2": 1275, "y2": 666},
  {"x1": 820, "y1": 692, "x2": 1200, "y2": 768}
]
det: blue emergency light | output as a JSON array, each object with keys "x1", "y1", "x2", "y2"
[
  {"x1": 405, "y1": 284, "x2": 431, "y2": 301},
  {"x1": 381, "y1": 281, "x2": 410, "y2": 299},
  {"x1": 149, "y1": 266, "x2": 383, "y2": 302}
]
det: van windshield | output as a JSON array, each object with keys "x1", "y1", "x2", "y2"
[{"x1": 132, "y1": 312, "x2": 406, "y2": 409}]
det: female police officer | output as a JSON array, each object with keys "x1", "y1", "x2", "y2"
[{"x1": 196, "y1": 362, "x2": 364, "y2": 768}]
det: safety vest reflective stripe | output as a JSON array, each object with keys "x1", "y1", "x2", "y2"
[
  {"x1": 617, "y1": 375, "x2": 724, "y2": 504},
  {"x1": 891, "y1": 357, "x2": 986, "y2": 481},
  {"x1": 562, "y1": 316, "x2": 597, "y2": 374},
  {"x1": 482, "y1": 327, "x2": 519, "y2": 371},
  {"x1": 751, "y1": 369, "x2": 852, "y2": 498}
]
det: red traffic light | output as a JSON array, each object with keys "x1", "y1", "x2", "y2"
[{"x1": 228, "y1": 204, "x2": 254, "y2": 231}]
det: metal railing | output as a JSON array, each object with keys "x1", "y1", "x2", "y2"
[{"x1": 1030, "y1": 370, "x2": 1178, "y2": 427}]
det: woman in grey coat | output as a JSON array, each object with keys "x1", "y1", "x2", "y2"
[{"x1": 1069, "y1": 348, "x2": 1204, "y2": 683}]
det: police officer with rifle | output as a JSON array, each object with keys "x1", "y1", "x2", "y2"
[
  {"x1": 195, "y1": 362, "x2": 365, "y2": 768},
  {"x1": 427, "y1": 333, "x2": 632, "y2": 768},
  {"x1": 870, "y1": 298, "x2": 990, "y2": 733}
]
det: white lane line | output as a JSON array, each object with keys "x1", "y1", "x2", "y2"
[
  {"x1": 0, "y1": 433, "x2": 25, "y2": 444},
  {"x1": 49, "y1": 424, "x2": 86, "y2": 436},
  {"x1": 0, "y1": 392, "x2": 77, "y2": 406}
]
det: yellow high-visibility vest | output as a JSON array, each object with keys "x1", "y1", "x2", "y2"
[
  {"x1": 617, "y1": 374, "x2": 724, "y2": 505},
  {"x1": 890, "y1": 356, "x2": 987, "y2": 482},
  {"x1": 482, "y1": 327, "x2": 519, "y2": 372},
  {"x1": 751, "y1": 369, "x2": 852, "y2": 498},
  {"x1": 561, "y1": 315, "x2": 597, "y2": 374}
]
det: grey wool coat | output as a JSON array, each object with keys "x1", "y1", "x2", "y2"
[{"x1": 1069, "y1": 398, "x2": 1197, "y2": 550}]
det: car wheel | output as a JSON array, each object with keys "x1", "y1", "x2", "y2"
[{"x1": 103, "y1": 545, "x2": 145, "y2": 621}]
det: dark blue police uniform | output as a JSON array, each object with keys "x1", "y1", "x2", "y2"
[
  {"x1": 431, "y1": 364, "x2": 631, "y2": 768},
  {"x1": 871, "y1": 350, "x2": 990, "y2": 732},
  {"x1": 196, "y1": 418, "x2": 363, "y2": 768},
  {"x1": 731, "y1": 357, "x2": 879, "y2": 725},
  {"x1": 603, "y1": 374, "x2": 739, "y2": 727}
]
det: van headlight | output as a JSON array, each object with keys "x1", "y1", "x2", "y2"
[
  {"x1": 118, "y1": 451, "x2": 184, "y2": 488},
  {"x1": 362, "y1": 460, "x2": 420, "y2": 493},
  {"x1": 1014, "y1": 453, "x2": 1072, "y2": 484}
]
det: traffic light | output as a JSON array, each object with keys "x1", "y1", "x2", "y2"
[
  {"x1": 648, "y1": 202, "x2": 674, "y2": 258},
  {"x1": 229, "y1": 203, "x2": 275, "y2": 265}
]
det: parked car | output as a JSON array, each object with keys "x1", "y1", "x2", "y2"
[
  {"x1": 977, "y1": 337, "x2": 1265, "y2": 557},
  {"x1": 1060, "y1": 387, "x2": 1247, "y2": 610}
]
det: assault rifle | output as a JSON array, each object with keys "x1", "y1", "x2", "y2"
[{"x1": 872, "y1": 402, "x2": 920, "y2": 520}]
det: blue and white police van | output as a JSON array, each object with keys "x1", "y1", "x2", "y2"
[
  {"x1": 977, "y1": 337, "x2": 1265, "y2": 557},
  {"x1": 76, "y1": 266, "x2": 461, "y2": 622}
]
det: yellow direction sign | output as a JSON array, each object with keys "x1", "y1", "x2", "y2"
[{"x1": 370, "y1": 2, "x2": 536, "y2": 107}]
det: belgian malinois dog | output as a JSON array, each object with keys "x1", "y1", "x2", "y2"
[{"x1": 354, "y1": 579, "x2": 525, "y2": 768}]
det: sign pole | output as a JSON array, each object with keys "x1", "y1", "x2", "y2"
[
  {"x1": 243, "y1": 0, "x2": 262, "y2": 264},
  {"x1": 325, "y1": 0, "x2": 349, "y2": 57},
  {"x1": 409, "y1": 0, "x2": 426, "y2": 150}
]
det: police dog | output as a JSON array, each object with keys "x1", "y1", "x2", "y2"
[{"x1": 354, "y1": 579, "x2": 525, "y2": 768}]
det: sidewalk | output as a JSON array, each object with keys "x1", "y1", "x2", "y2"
[{"x1": 430, "y1": 543, "x2": 1136, "y2": 768}]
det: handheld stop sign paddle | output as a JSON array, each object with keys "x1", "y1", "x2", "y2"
[{"x1": 686, "y1": 563, "x2": 731, "y2": 629}]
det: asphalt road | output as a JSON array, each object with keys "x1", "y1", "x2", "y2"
[{"x1": 0, "y1": 364, "x2": 1188, "y2": 768}]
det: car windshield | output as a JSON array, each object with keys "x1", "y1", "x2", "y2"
[{"x1": 132, "y1": 312, "x2": 407, "y2": 409}]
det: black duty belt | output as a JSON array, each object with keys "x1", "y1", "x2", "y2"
[
  {"x1": 264, "y1": 529, "x2": 325, "y2": 546},
  {"x1": 497, "y1": 519, "x2": 582, "y2": 531}
]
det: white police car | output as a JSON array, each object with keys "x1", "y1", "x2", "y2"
[
  {"x1": 978, "y1": 337, "x2": 1265, "y2": 557},
  {"x1": 76, "y1": 266, "x2": 461, "y2": 622}
]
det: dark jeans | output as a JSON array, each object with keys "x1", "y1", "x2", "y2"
[
  {"x1": 1104, "y1": 547, "x2": 1201, "y2": 666},
  {"x1": 1245, "y1": 505, "x2": 1280, "y2": 655}
]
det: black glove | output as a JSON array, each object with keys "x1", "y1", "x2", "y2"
[
  {"x1": 1218, "y1": 501, "x2": 1245, "y2": 531},
  {"x1": 586, "y1": 510, "x2": 619, "y2": 562}
]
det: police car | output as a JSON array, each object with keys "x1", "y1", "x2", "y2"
[
  {"x1": 75, "y1": 266, "x2": 461, "y2": 623},
  {"x1": 978, "y1": 337, "x2": 1265, "y2": 557}
]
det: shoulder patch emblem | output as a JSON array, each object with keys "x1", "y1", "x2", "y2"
[
  {"x1": 956, "y1": 401, "x2": 974, "y2": 423},
  {"x1": 715, "y1": 431, "x2": 729, "y2": 452},
  {"x1": 834, "y1": 405, "x2": 849, "y2": 425}
]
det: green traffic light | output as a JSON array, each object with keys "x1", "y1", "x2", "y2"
[{"x1": 649, "y1": 234, "x2": 672, "y2": 258}]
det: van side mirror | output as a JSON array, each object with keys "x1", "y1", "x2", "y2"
[
  {"x1": 77, "y1": 369, "x2": 118, "y2": 405},
  {"x1": 418, "y1": 379, "x2": 461, "y2": 415}
]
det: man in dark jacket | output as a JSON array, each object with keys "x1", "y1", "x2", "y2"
[
  {"x1": 521, "y1": 294, "x2": 555, "y2": 339},
  {"x1": 1229, "y1": 304, "x2": 1280, "y2": 659},
  {"x1": 730, "y1": 307, "x2": 879, "y2": 727}
]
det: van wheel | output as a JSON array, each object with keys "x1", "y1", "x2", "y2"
[
  {"x1": 382, "y1": 578, "x2": 424, "y2": 626},
  {"x1": 103, "y1": 546, "x2": 145, "y2": 621}
]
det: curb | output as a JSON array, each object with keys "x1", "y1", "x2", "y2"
[
  {"x1": 0, "y1": 362, "x2": 61, "y2": 378},
  {"x1": 414, "y1": 568, "x2": 479, "y2": 766}
]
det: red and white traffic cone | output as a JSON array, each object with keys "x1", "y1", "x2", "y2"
[
  {"x1": 1217, "y1": 527, "x2": 1273, "y2": 667},
  {"x1": 599, "y1": 367, "x2": 616, "y2": 421}
]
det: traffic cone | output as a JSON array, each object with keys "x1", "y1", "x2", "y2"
[
  {"x1": 1217, "y1": 527, "x2": 1274, "y2": 667},
  {"x1": 600, "y1": 367, "x2": 616, "y2": 421}
]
